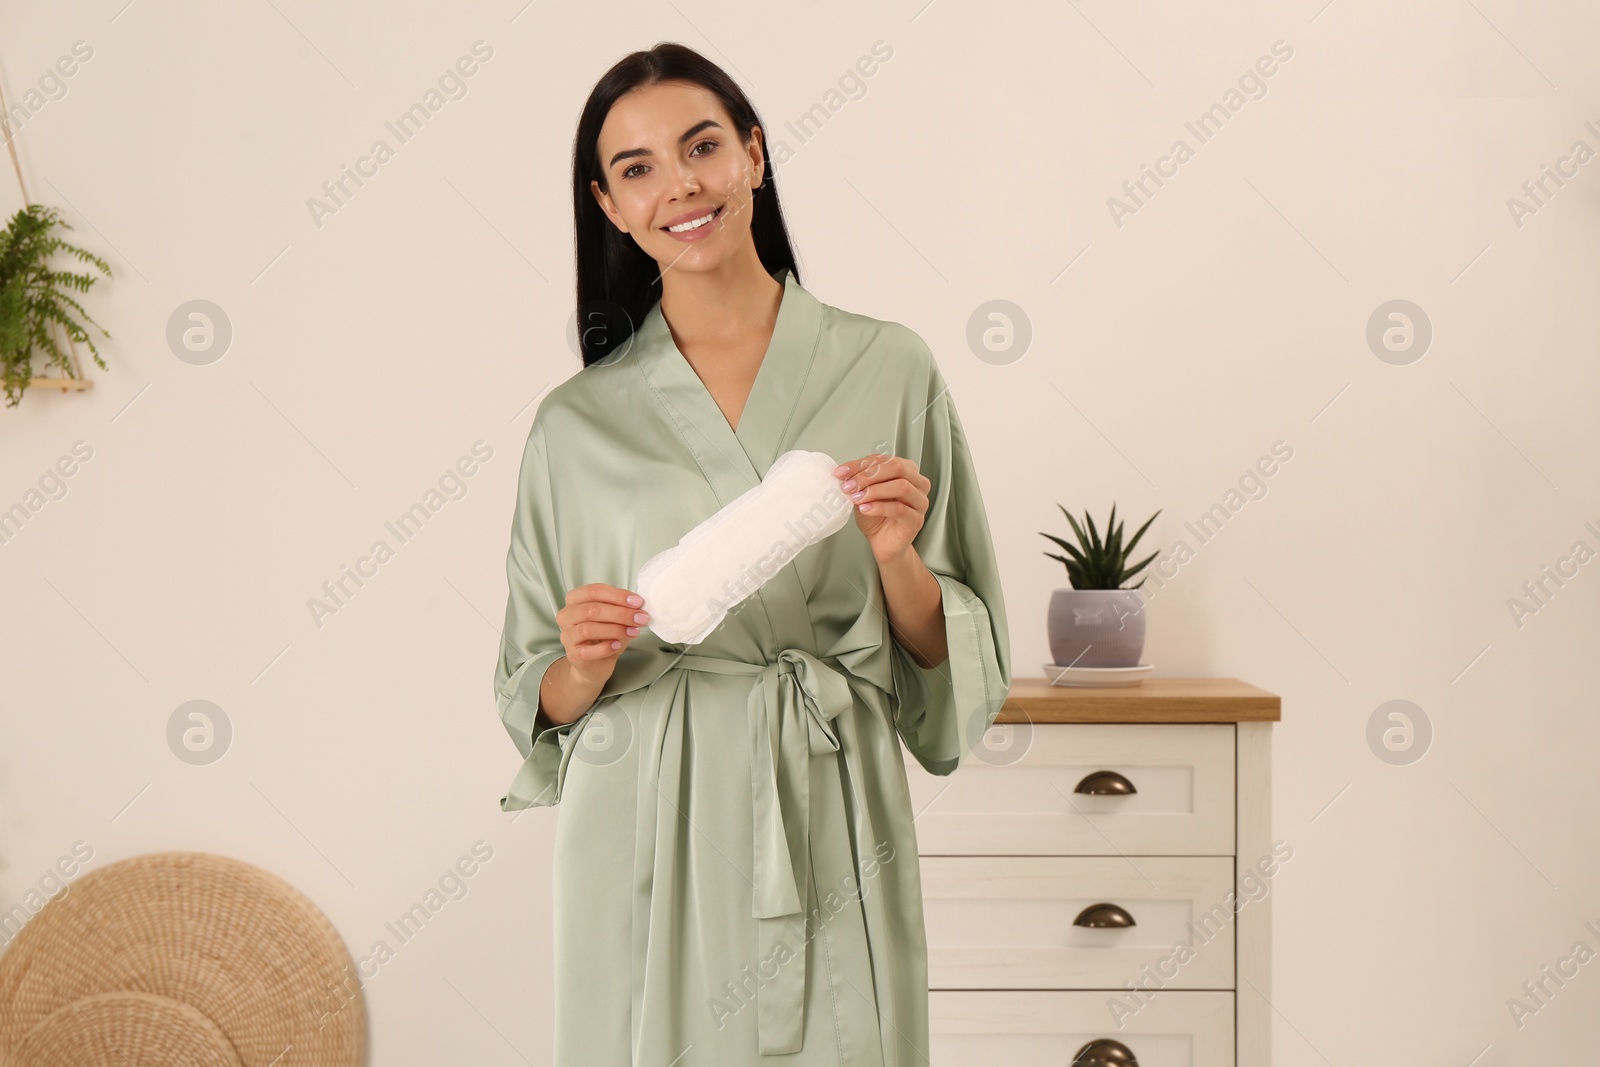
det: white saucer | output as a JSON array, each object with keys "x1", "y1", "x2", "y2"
[{"x1": 1043, "y1": 663, "x2": 1154, "y2": 687}]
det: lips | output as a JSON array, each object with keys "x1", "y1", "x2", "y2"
[{"x1": 662, "y1": 204, "x2": 723, "y2": 231}]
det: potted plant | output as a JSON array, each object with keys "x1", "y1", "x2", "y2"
[
  {"x1": 1040, "y1": 503, "x2": 1160, "y2": 669},
  {"x1": 0, "y1": 203, "x2": 113, "y2": 408}
]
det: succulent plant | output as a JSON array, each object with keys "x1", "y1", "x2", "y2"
[{"x1": 1041, "y1": 503, "x2": 1161, "y2": 590}]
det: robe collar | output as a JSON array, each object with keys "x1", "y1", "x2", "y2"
[{"x1": 633, "y1": 266, "x2": 823, "y2": 492}]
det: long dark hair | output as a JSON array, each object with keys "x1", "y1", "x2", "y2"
[{"x1": 571, "y1": 42, "x2": 800, "y2": 367}]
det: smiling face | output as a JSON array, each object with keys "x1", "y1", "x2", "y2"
[{"x1": 590, "y1": 80, "x2": 766, "y2": 275}]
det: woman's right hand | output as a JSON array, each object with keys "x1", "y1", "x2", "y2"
[{"x1": 557, "y1": 583, "x2": 650, "y2": 687}]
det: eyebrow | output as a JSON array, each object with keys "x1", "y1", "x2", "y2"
[{"x1": 607, "y1": 119, "x2": 723, "y2": 171}]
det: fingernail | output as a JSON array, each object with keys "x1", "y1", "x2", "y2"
[
  {"x1": 627, "y1": 626, "x2": 640, "y2": 636},
  {"x1": 859, "y1": 503, "x2": 872, "y2": 512},
  {"x1": 634, "y1": 612, "x2": 650, "y2": 623},
  {"x1": 627, "y1": 594, "x2": 642, "y2": 606},
  {"x1": 842, "y1": 479, "x2": 857, "y2": 492},
  {"x1": 833, "y1": 465, "x2": 850, "y2": 476},
  {"x1": 849, "y1": 490, "x2": 864, "y2": 500},
  {"x1": 610, "y1": 640, "x2": 621, "y2": 649}
]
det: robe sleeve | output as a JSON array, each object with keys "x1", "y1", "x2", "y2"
[
  {"x1": 889, "y1": 343, "x2": 1013, "y2": 777},
  {"x1": 495, "y1": 417, "x2": 584, "y2": 811}
]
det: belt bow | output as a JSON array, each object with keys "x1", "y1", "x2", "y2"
[{"x1": 671, "y1": 647, "x2": 854, "y2": 1054}]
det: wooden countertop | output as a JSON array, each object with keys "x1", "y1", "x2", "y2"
[{"x1": 993, "y1": 677, "x2": 1280, "y2": 723}]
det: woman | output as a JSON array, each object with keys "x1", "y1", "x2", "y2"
[{"x1": 494, "y1": 42, "x2": 1011, "y2": 1066}]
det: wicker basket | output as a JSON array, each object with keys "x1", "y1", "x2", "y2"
[
  {"x1": 0, "y1": 852, "x2": 365, "y2": 1066},
  {"x1": 9, "y1": 991, "x2": 243, "y2": 1067}
]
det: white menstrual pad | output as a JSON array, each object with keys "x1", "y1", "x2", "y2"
[{"x1": 635, "y1": 450, "x2": 854, "y2": 645}]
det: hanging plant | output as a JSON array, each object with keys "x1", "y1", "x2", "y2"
[
  {"x1": 0, "y1": 61, "x2": 113, "y2": 410},
  {"x1": 0, "y1": 203, "x2": 112, "y2": 407}
]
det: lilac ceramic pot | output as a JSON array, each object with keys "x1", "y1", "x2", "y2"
[{"x1": 1047, "y1": 589, "x2": 1147, "y2": 668}]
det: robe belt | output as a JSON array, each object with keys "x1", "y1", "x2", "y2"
[{"x1": 668, "y1": 648, "x2": 854, "y2": 1055}]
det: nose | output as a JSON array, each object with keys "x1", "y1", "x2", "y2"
[{"x1": 664, "y1": 155, "x2": 701, "y2": 201}]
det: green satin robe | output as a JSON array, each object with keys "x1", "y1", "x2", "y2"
[{"x1": 495, "y1": 267, "x2": 1012, "y2": 1065}]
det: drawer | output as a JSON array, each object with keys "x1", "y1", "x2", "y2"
[
  {"x1": 922, "y1": 856, "x2": 1235, "y2": 989},
  {"x1": 906, "y1": 723, "x2": 1235, "y2": 855},
  {"x1": 930, "y1": 990, "x2": 1233, "y2": 1066}
]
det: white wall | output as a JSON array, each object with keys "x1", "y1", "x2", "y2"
[{"x1": 2, "y1": 1, "x2": 1597, "y2": 1063}]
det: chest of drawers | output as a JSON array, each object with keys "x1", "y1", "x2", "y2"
[{"x1": 904, "y1": 677, "x2": 1280, "y2": 1067}]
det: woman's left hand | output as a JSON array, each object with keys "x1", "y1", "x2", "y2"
[{"x1": 833, "y1": 453, "x2": 929, "y2": 564}]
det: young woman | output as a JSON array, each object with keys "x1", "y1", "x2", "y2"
[{"x1": 494, "y1": 42, "x2": 1011, "y2": 1066}]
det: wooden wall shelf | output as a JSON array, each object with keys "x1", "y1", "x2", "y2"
[{"x1": 28, "y1": 377, "x2": 94, "y2": 393}]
